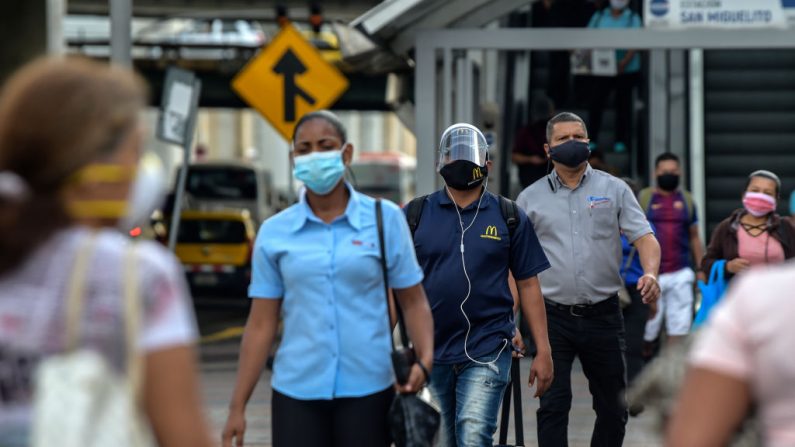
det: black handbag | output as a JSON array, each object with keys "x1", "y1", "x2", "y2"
[
  {"x1": 375, "y1": 199, "x2": 440, "y2": 447},
  {"x1": 496, "y1": 358, "x2": 525, "y2": 447}
]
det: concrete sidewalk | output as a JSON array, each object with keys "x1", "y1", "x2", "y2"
[{"x1": 200, "y1": 344, "x2": 663, "y2": 447}]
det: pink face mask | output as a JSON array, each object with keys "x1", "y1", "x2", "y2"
[{"x1": 743, "y1": 192, "x2": 777, "y2": 217}]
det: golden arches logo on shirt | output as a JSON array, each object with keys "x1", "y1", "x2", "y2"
[
  {"x1": 472, "y1": 167, "x2": 483, "y2": 180},
  {"x1": 480, "y1": 225, "x2": 501, "y2": 241}
]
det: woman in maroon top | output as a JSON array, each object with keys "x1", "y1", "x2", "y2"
[{"x1": 701, "y1": 170, "x2": 795, "y2": 280}]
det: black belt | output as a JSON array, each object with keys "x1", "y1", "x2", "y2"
[{"x1": 544, "y1": 295, "x2": 619, "y2": 318}]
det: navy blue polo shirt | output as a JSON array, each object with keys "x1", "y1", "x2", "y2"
[{"x1": 407, "y1": 189, "x2": 550, "y2": 364}]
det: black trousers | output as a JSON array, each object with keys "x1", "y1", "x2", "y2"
[
  {"x1": 587, "y1": 72, "x2": 640, "y2": 147},
  {"x1": 537, "y1": 299, "x2": 628, "y2": 447},
  {"x1": 272, "y1": 387, "x2": 394, "y2": 447},
  {"x1": 621, "y1": 286, "x2": 650, "y2": 385}
]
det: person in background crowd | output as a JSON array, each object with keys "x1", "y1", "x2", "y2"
[
  {"x1": 588, "y1": 149, "x2": 619, "y2": 175},
  {"x1": 618, "y1": 178, "x2": 656, "y2": 390},
  {"x1": 789, "y1": 189, "x2": 795, "y2": 218},
  {"x1": 517, "y1": 112, "x2": 661, "y2": 446},
  {"x1": 408, "y1": 123, "x2": 553, "y2": 447},
  {"x1": 222, "y1": 111, "x2": 434, "y2": 447},
  {"x1": 666, "y1": 263, "x2": 795, "y2": 447},
  {"x1": 640, "y1": 153, "x2": 705, "y2": 348},
  {"x1": 586, "y1": 0, "x2": 642, "y2": 153},
  {"x1": 530, "y1": 0, "x2": 596, "y2": 108},
  {"x1": 512, "y1": 95, "x2": 555, "y2": 188},
  {"x1": 0, "y1": 57, "x2": 212, "y2": 447},
  {"x1": 701, "y1": 170, "x2": 795, "y2": 281}
]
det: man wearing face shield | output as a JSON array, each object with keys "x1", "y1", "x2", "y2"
[
  {"x1": 516, "y1": 112, "x2": 661, "y2": 446},
  {"x1": 405, "y1": 123, "x2": 553, "y2": 446}
]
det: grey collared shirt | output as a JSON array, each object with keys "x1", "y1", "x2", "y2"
[{"x1": 516, "y1": 165, "x2": 652, "y2": 305}]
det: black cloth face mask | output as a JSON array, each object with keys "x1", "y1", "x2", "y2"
[
  {"x1": 549, "y1": 140, "x2": 590, "y2": 168},
  {"x1": 440, "y1": 160, "x2": 488, "y2": 190},
  {"x1": 657, "y1": 173, "x2": 680, "y2": 191}
]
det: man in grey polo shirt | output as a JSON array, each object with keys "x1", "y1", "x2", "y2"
[{"x1": 516, "y1": 112, "x2": 661, "y2": 447}]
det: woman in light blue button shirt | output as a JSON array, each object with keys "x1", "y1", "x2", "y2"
[{"x1": 222, "y1": 111, "x2": 434, "y2": 447}]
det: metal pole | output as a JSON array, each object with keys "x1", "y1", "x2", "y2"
[
  {"x1": 689, "y1": 49, "x2": 706, "y2": 242},
  {"x1": 648, "y1": 49, "x2": 669, "y2": 181},
  {"x1": 413, "y1": 28, "x2": 795, "y2": 51},
  {"x1": 47, "y1": 0, "x2": 66, "y2": 55},
  {"x1": 110, "y1": 0, "x2": 132, "y2": 68},
  {"x1": 463, "y1": 53, "x2": 474, "y2": 124},
  {"x1": 668, "y1": 50, "x2": 690, "y2": 174},
  {"x1": 498, "y1": 50, "x2": 513, "y2": 198},
  {"x1": 456, "y1": 52, "x2": 466, "y2": 122},
  {"x1": 168, "y1": 148, "x2": 191, "y2": 251},
  {"x1": 668, "y1": 50, "x2": 689, "y2": 182},
  {"x1": 443, "y1": 48, "x2": 452, "y2": 129},
  {"x1": 415, "y1": 37, "x2": 437, "y2": 196},
  {"x1": 168, "y1": 79, "x2": 202, "y2": 251}
]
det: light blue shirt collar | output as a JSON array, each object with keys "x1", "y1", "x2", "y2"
[{"x1": 291, "y1": 182, "x2": 362, "y2": 233}]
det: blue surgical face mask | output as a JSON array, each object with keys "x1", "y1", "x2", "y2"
[{"x1": 293, "y1": 150, "x2": 345, "y2": 195}]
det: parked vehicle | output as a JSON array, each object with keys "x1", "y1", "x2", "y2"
[
  {"x1": 349, "y1": 152, "x2": 416, "y2": 206},
  {"x1": 174, "y1": 161, "x2": 274, "y2": 225},
  {"x1": 174, "y1": 210, "x2": 255, "y2": 300}
]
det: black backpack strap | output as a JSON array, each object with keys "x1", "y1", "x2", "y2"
[
  {"x1": 498, "y1": 195, "x2": 520, "y2": 240},
  {"x1": 405, "y1": 195, "x2": 428, "y2": 238}
]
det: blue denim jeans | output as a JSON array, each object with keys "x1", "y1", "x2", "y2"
[{"x1": 429, "y1": 346, "x2": 512, "y2": 447}]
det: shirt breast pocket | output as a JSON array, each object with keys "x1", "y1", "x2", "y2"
[{"x1": 590, "y1": 207, "x2": 617, "y2": 239}]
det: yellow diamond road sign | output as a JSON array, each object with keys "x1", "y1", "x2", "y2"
[{"x1": 232, "y1": 24, "x2": 349, "y2": 141}]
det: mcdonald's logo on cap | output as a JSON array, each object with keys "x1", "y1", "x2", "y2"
[
  {"x1": 480, "y1": 225, "x2": 501, "y2": 241},
  {"x1": 472, "y1": 167, "x2": 483, "y2": 180}
]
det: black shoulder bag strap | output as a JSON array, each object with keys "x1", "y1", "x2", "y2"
[
  {"x1": 376, "y1": 199, "x2": 416, "y2": 384},
  {"x1": 497, "y1": 358, "x2": 525, "y2": 446}
]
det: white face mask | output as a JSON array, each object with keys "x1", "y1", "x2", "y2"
[
  {"x1": 66, "y1": 151, "x2": 167, "y2": 233},
  {"x1": 120, "y1": 152, "x2": 166, "y2": 231},
  {"x1": 610, "y1": 0, "x2": 629, "y2": 10}
]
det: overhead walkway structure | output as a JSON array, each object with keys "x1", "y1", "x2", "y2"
[{"x1": 350, "y1": 0, "x2": 795, "y2": 240}]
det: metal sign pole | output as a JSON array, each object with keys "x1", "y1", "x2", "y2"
[
  {"x1": 167, "y1": 78, "x2": 202, "y2": 251},
  {"x1": 109, "y1": 0, "x2": 132, "y2": 68},
  {"x1": 157, "y1": 67, "x2": 202, "y2": 251},
  {"x1": 168, "y1": 148, "x2": 191, "y2": 251}
]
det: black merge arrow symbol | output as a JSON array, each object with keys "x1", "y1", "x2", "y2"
[{"x1": 273, "y1": 48, "x2": 316, "y2": 122}]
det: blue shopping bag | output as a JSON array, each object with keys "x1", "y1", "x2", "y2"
[{"x1": 693, "y1": 260, "x2": 727, "y2": 328}]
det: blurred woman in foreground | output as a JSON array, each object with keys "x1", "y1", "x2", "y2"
[
  {"x1": 667, "y1": 262, "x2": 795, "y2": 446},
  {"x1": 0, "y1": 57, "x2": 212, "y2": 446}
]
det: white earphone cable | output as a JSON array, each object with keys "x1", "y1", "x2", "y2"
[{"x1": 446, "y1": 177, "x2": 509, "y2": 366}]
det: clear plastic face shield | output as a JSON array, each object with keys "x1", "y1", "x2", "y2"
[{"x1": 436, "y1": 123, "x2": 489, "y2": 172}]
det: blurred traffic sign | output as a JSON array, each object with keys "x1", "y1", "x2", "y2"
[
  {"x1": 157, "y1": 67, "x2": 201, "y2": 146},
  {"x1": 232, "y1": 24, "x2": 349, "y2": 141}
]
